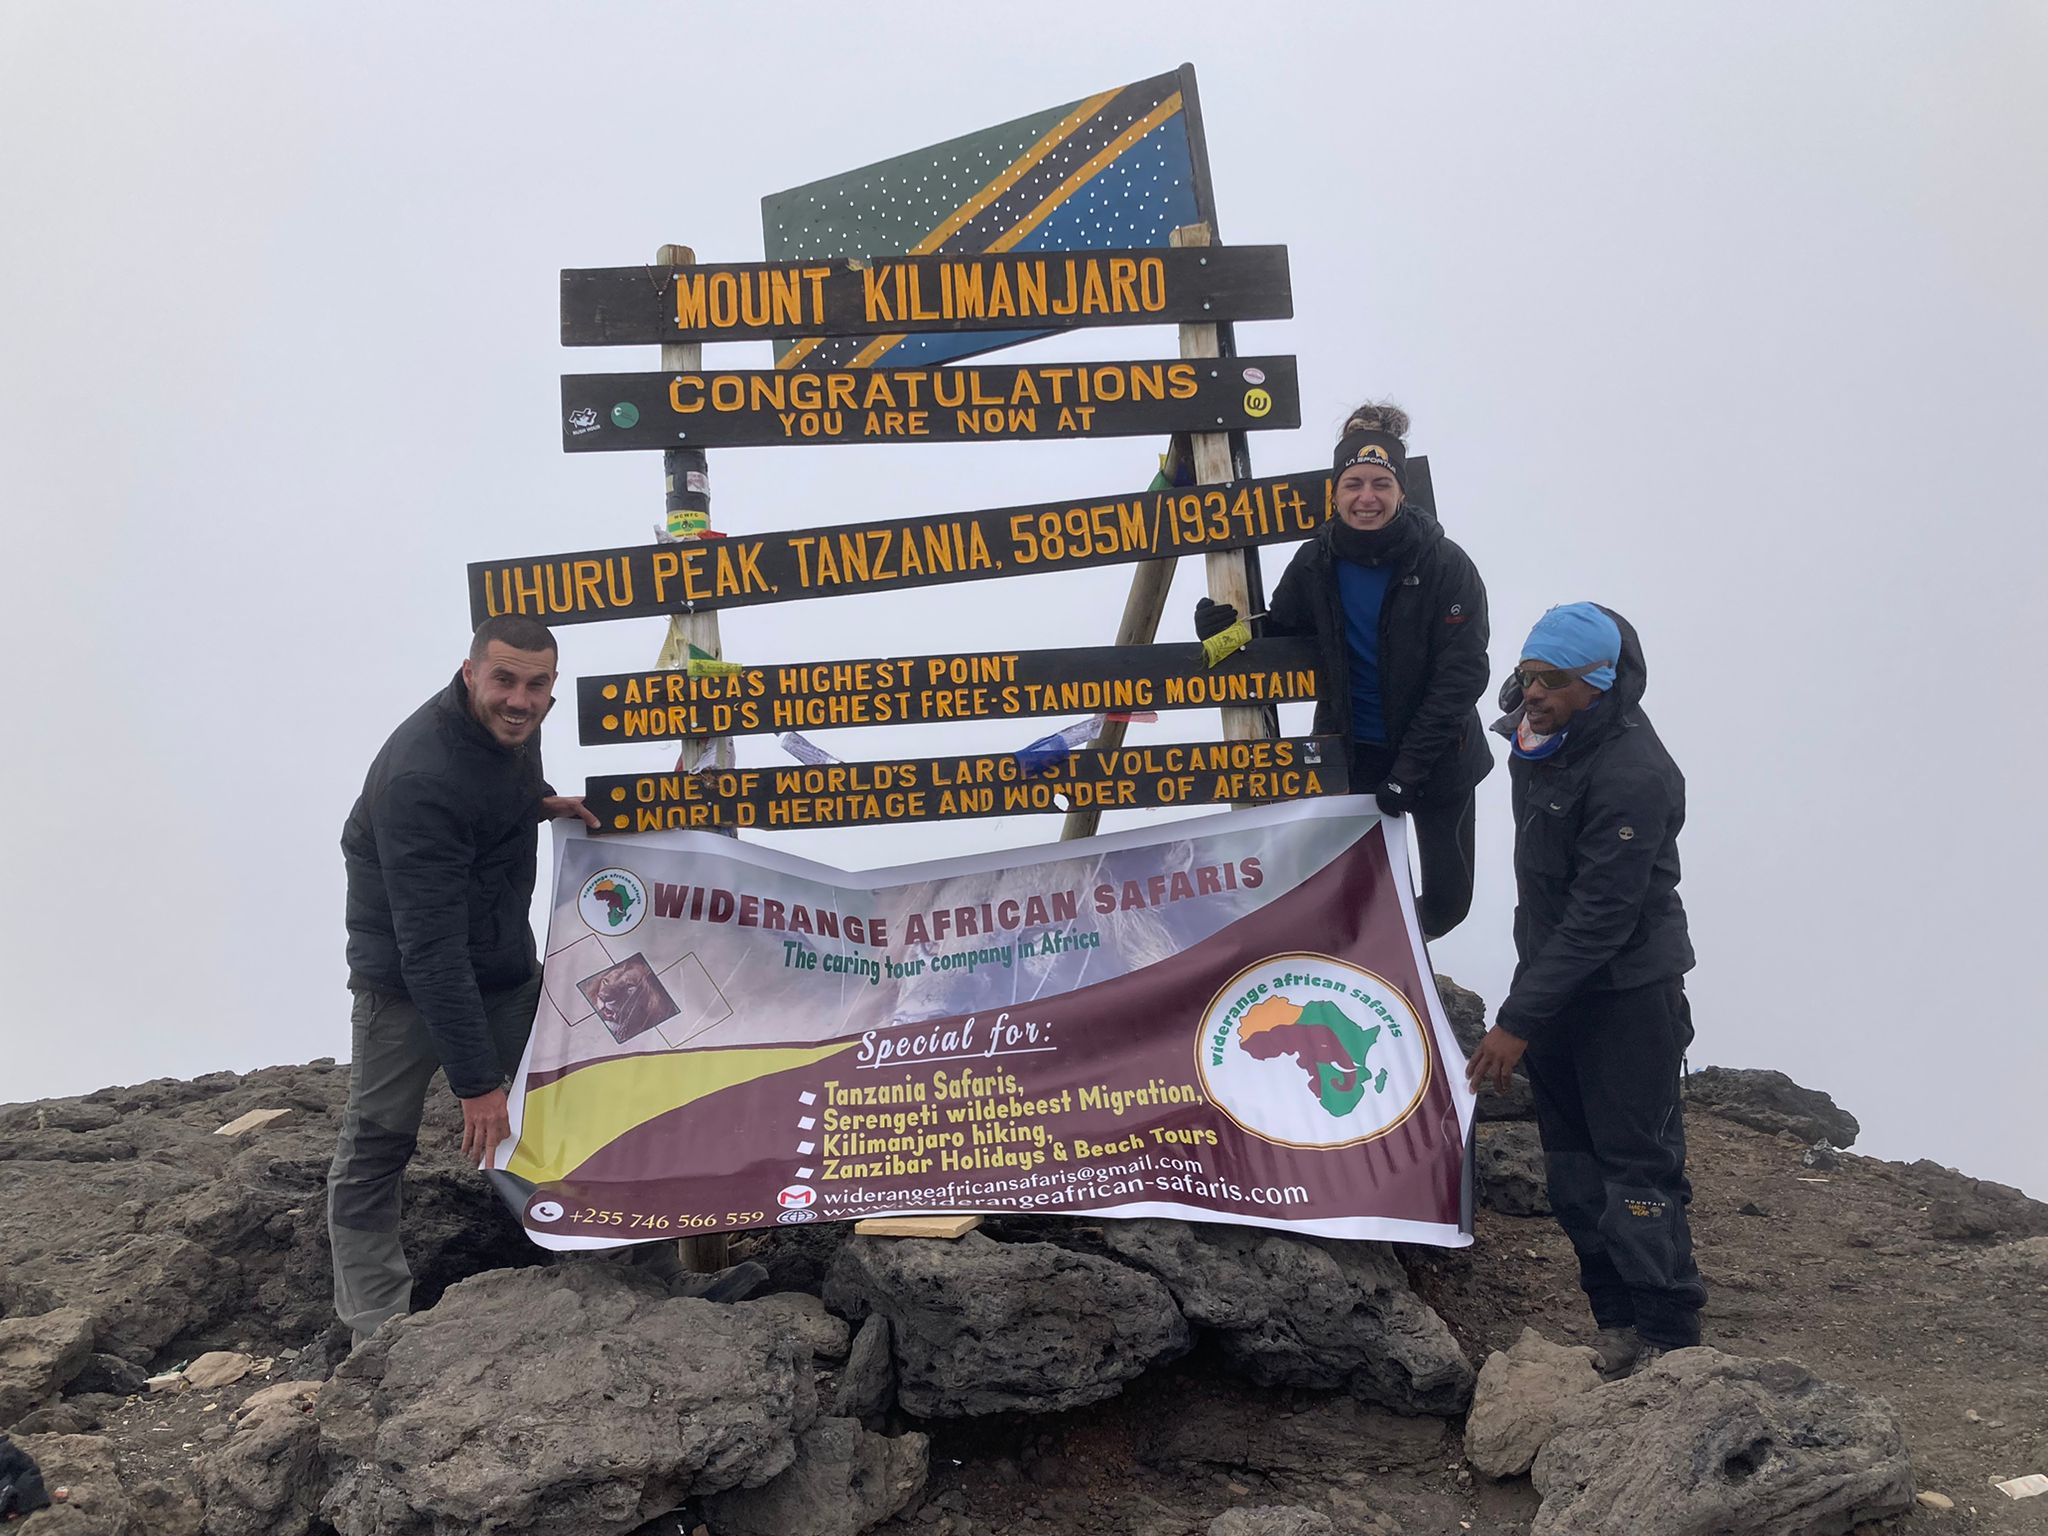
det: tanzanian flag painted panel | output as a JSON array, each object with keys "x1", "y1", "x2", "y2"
[{"x1": 761, "y1": 65, "x2": 1219, "y2": 371}]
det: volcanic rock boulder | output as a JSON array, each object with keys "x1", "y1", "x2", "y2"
[
  {"x1": 0, "y1": 1308, "x2": 94, "y2": 1430},
  {"x1": 1475, "y1": 1123, "x2": 1550, "y2": 1218},
  {"x1": 0, "y1": 1064, "x2": 538, "y2": 1367},
  {"x1": 1463, "y1": 1328, "x2": 1601, "y2": 1478},
  {"x1": 831, "y1": 1314, "x2": 895, "y2": 1423},
  {"x1": 1137, "y1": 1391, "x2": 1449, "y2": 1476},
  {"x1": 822, "y1": 1232, "x2": 1190, "y2": 1416},
  {"x1": 316, "y1": 1265, "x2": 818, "y2": 1536},
  {"x1": 11, "y1": 1432, "x2": 203, "y2": 1535},
  {"x1": 199, "y1": 1391, "x2": 325, "y2": 1536},
  {"x1": 1437, "y1": 975, "x2": 1532, "y2": 1121},
  {"x1": 1684, "y1": 1068, "x2": 1860, "y2": 1148},
  {"x1": 1900, "y1": 1160, "x2": 2048, "y2": 1242},
  {"x1": 701, "y1": 1416, "x2": 927, "y2": 1536},
  {"x1": 1098, "y1": 1220, "x2": 1474, "y2": 1415},
  {"x1": 734, "y1": 1291, "x2": 850, "y2": 1361},
  {"x1": 1531, "y1": 1348, "x2": 1913, "y2": 1536}
]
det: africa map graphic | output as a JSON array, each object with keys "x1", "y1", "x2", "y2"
[
  {"x1": 1236, "y1": 993, "x2": 1388, "y2": 1117},
  {"x1": 590, "y1": 876, "x2": 637, "y2": 927}
]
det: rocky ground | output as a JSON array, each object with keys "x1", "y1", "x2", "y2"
[{"x1": 1, "y1": 978, "x2": 2043, "y2": 1536}]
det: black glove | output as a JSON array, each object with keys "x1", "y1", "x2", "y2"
[
  {"x1": 1373, "y1": 780, "x2": 1411, "y2": 818},
  {"x1": 0, "y1": 1436, "x2": 51, "y2": 1518},
  {"x1": 1194, "y1": 597, "x2": 1239, "y2": 641}
]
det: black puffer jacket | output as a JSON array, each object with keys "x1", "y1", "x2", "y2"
[
  {"x1": 1263, "y1": 509, "x2": 1494, "y2": 803},
  {"x1": 1495, "y1": 609, "x2": 1695, "y2": 1039},
  {"x1": 342, "y1": 673, "x2": 552, "y2": 1097}
]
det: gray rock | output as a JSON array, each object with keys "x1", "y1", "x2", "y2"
[
  {"x1": 1098, "y1": 1220, "x2": 1473, "y2": 1415},
  {"x1": 1464, "y1": 1328, "x2": 1602, "y2": 1478},
  {"x1": 1207, "y1": 1508, "x2": 1337, "y2": 1536},
  {"x1": 733, "y1": 1222, "x2": 853, "y2": 1297},
  {"x1": 0, "y1": 1063, "x2": 540, "y2": 1365},
  {"x1": 0, "y1": 1307, "x2": 94, "y2": 1429},
  {"x1": 1476, "y1": 1123, "x2": 1550, "y2": 1217},
  {"x1": 736, "y1": 1292, "x2": 851, "y2": 1360},
  {"x1": 702, "y1": 1417, "x2": 927, "y2": 1536},
  {"x1": 1531, "y1": 1347, "x2": 1913, "y2": 1535},
  {"x1": 1438, "y1": 975, "x2": 1532, "y2": 1121},
  {"x1": 68, "y1": 1353, "x2": 147, "y2": 1397},
  {"x1": 199, "y1": 1393, "x2": 325, "y2": 1536},
  {"x1": 12, "y1": 1431, "x2": 205, "y2": 1535},
  {"x1": 823, "y1": 1232, "x2": 1189, "y2": 1417},
  {"x1": 832, "y1": 1314, "x2": 895, "y2": 1422},
  {"x1": 10, "y1": 1401, "x2": 102, "y2": 1436},
  {"x1": 1136, "y1": 1390, "x2": 1449, "y2": 1474},
  {"x1": 1900, "y1": 1160, "x2": 2048, "y2": 1242},
  {"x1": 1685, "y1": 1068, "x2": 1859, "y2": 1148},
  {"x1": 317, "y1": 1264, "x2": 817, "y2": 1536}
]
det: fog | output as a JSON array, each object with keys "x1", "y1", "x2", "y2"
[{"x1": 3, "y1": 3, "x2": 2042, "y2": 1193}]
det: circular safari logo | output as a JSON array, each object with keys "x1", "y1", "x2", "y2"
[
  {"x1": 579, "y1": 867, "x2": 648, "y2": 936},
  {"x1": 1196, "y1": 953, "x2": 1432, "y2": 1149}
]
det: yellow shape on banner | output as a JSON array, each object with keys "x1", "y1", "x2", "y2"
[
  {"x1": 1202, "y1": 618, "x2": 1252, "y2": 668},
  {"x1": 505, "y1": 1040, "x2": 856, "y2": 1185},
  {"x1": 686, "y1": 657, "x2": 744, "y2": 678}
]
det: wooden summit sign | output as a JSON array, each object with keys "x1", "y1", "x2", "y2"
[
  {"x1": 560, "y1": 357, "x2": 1298, "y2": 451},
  {"x1": 588, "y1": 736, "x2": 1347, "y2": 833},
  {"x1": 468, "y1": 467, "x2": 1378, "y2": 626},
  {"x1": 576, "y1": 639, "x2": 1320, "y2": 744},
  {"x1": 561, "y1": 247, "x2": 1291, "y2": 347}
]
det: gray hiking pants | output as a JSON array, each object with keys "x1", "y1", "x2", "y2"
[{"x1": 326, "y1": 975, "x2": 539, "y2": 1340}]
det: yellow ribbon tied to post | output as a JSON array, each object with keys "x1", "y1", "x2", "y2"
[
  {"x1": 686, "y1": 657, "x2": 744, "y2": 678},
  {"x1": 1202, "y1": 618, "x2": 1252, "y2": 668}
]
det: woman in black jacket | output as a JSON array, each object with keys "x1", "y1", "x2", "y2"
[{"x1": 1196, "y1": 403, "x2": 1493, "y2": 937}]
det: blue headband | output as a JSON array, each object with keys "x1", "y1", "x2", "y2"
[{"x1": 1522, "y1": 604, "x2": 1621, "y2": 691}]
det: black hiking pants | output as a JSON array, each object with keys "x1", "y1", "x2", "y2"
[
  {"x1": 1350, "y1": 744, "x2": 1478, "y2": 940},
  {"x1": 1522, "y1": 977, "x2": 1705, "y2": 1347}
]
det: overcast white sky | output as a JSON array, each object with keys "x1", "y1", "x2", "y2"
[{"x1": 4, "y1": 3, "x2": 2043, "y2": 1194}]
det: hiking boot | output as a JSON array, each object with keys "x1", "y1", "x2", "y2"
[
  {"x1": 1629, "y1": 1343, "x2": 1670, "y2": 1376},
  {"x1": 668, "y1": 1260, "x2": 769, "y2": 1304},
  {"x1": 1592, "y1": 1327, "x2": 1643, "y2": 1378}
]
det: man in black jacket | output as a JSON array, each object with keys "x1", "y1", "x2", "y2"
[
  {"x1": 331, "y1": 616, "x2": 596, "y2": 1341},
  {"x1": 1465, "y1": 603, "x2": 1703, "y2": 1372},
  {"x1": 1195, "y1": 402, "x2": 1492, "y2": 937}
]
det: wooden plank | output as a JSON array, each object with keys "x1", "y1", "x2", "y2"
[
  {"x1": 560, "y1": 356, "x2": 1300, "y2": 452},
  {"x1": 561, "y1": 247, "x2": 1292, "y2": 346},
  {"x1": 575, "y1": 638, "x2": 1320, "y2": 745},
  {"x1": 468, "y1": 467, "x2": 1345, "y2": 628},
  {"x1": 587, "y1": 735, "x2": 1347, "y2": 835},
  {"x1": 214, "y1": 1108, "x2": 293, "y2": 1138},
  {"x1": 853, "y1": 1214, "x2": 983, "y2": 1240}
]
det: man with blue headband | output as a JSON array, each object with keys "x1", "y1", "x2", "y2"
[{"x1": 1465, "y1": 603, "x2": 1703, "y2": 1374}]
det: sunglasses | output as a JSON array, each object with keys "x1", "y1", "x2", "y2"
[{"x1": 1514, "y1": 660, "x2": 1609, "y2": 691}]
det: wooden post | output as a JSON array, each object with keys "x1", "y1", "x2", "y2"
[
  {"x1": 656, "y1": 243, "x2": 733, "y2": 1277},
  {"x1": 1061, "y1": 222, "x2": 1269, "y2": 841},
  {"x1": 653, "y1": 244, "x2": 735, "y2": 783}
]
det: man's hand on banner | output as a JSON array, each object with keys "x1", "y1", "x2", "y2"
[
  {"x1": 1464, "y1": 1026, "x2": 1528, "y2": 1094},
  {"x1": 542, "y1": 796, "x2": 601, "y2": 827},
  {"x1": 460, "y1": 1087, "x2": 512, "y2": 1165}
]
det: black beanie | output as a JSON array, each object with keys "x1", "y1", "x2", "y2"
[{"x1": 1334, "y1": 427, "x2": 1405, "y2": 487}]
